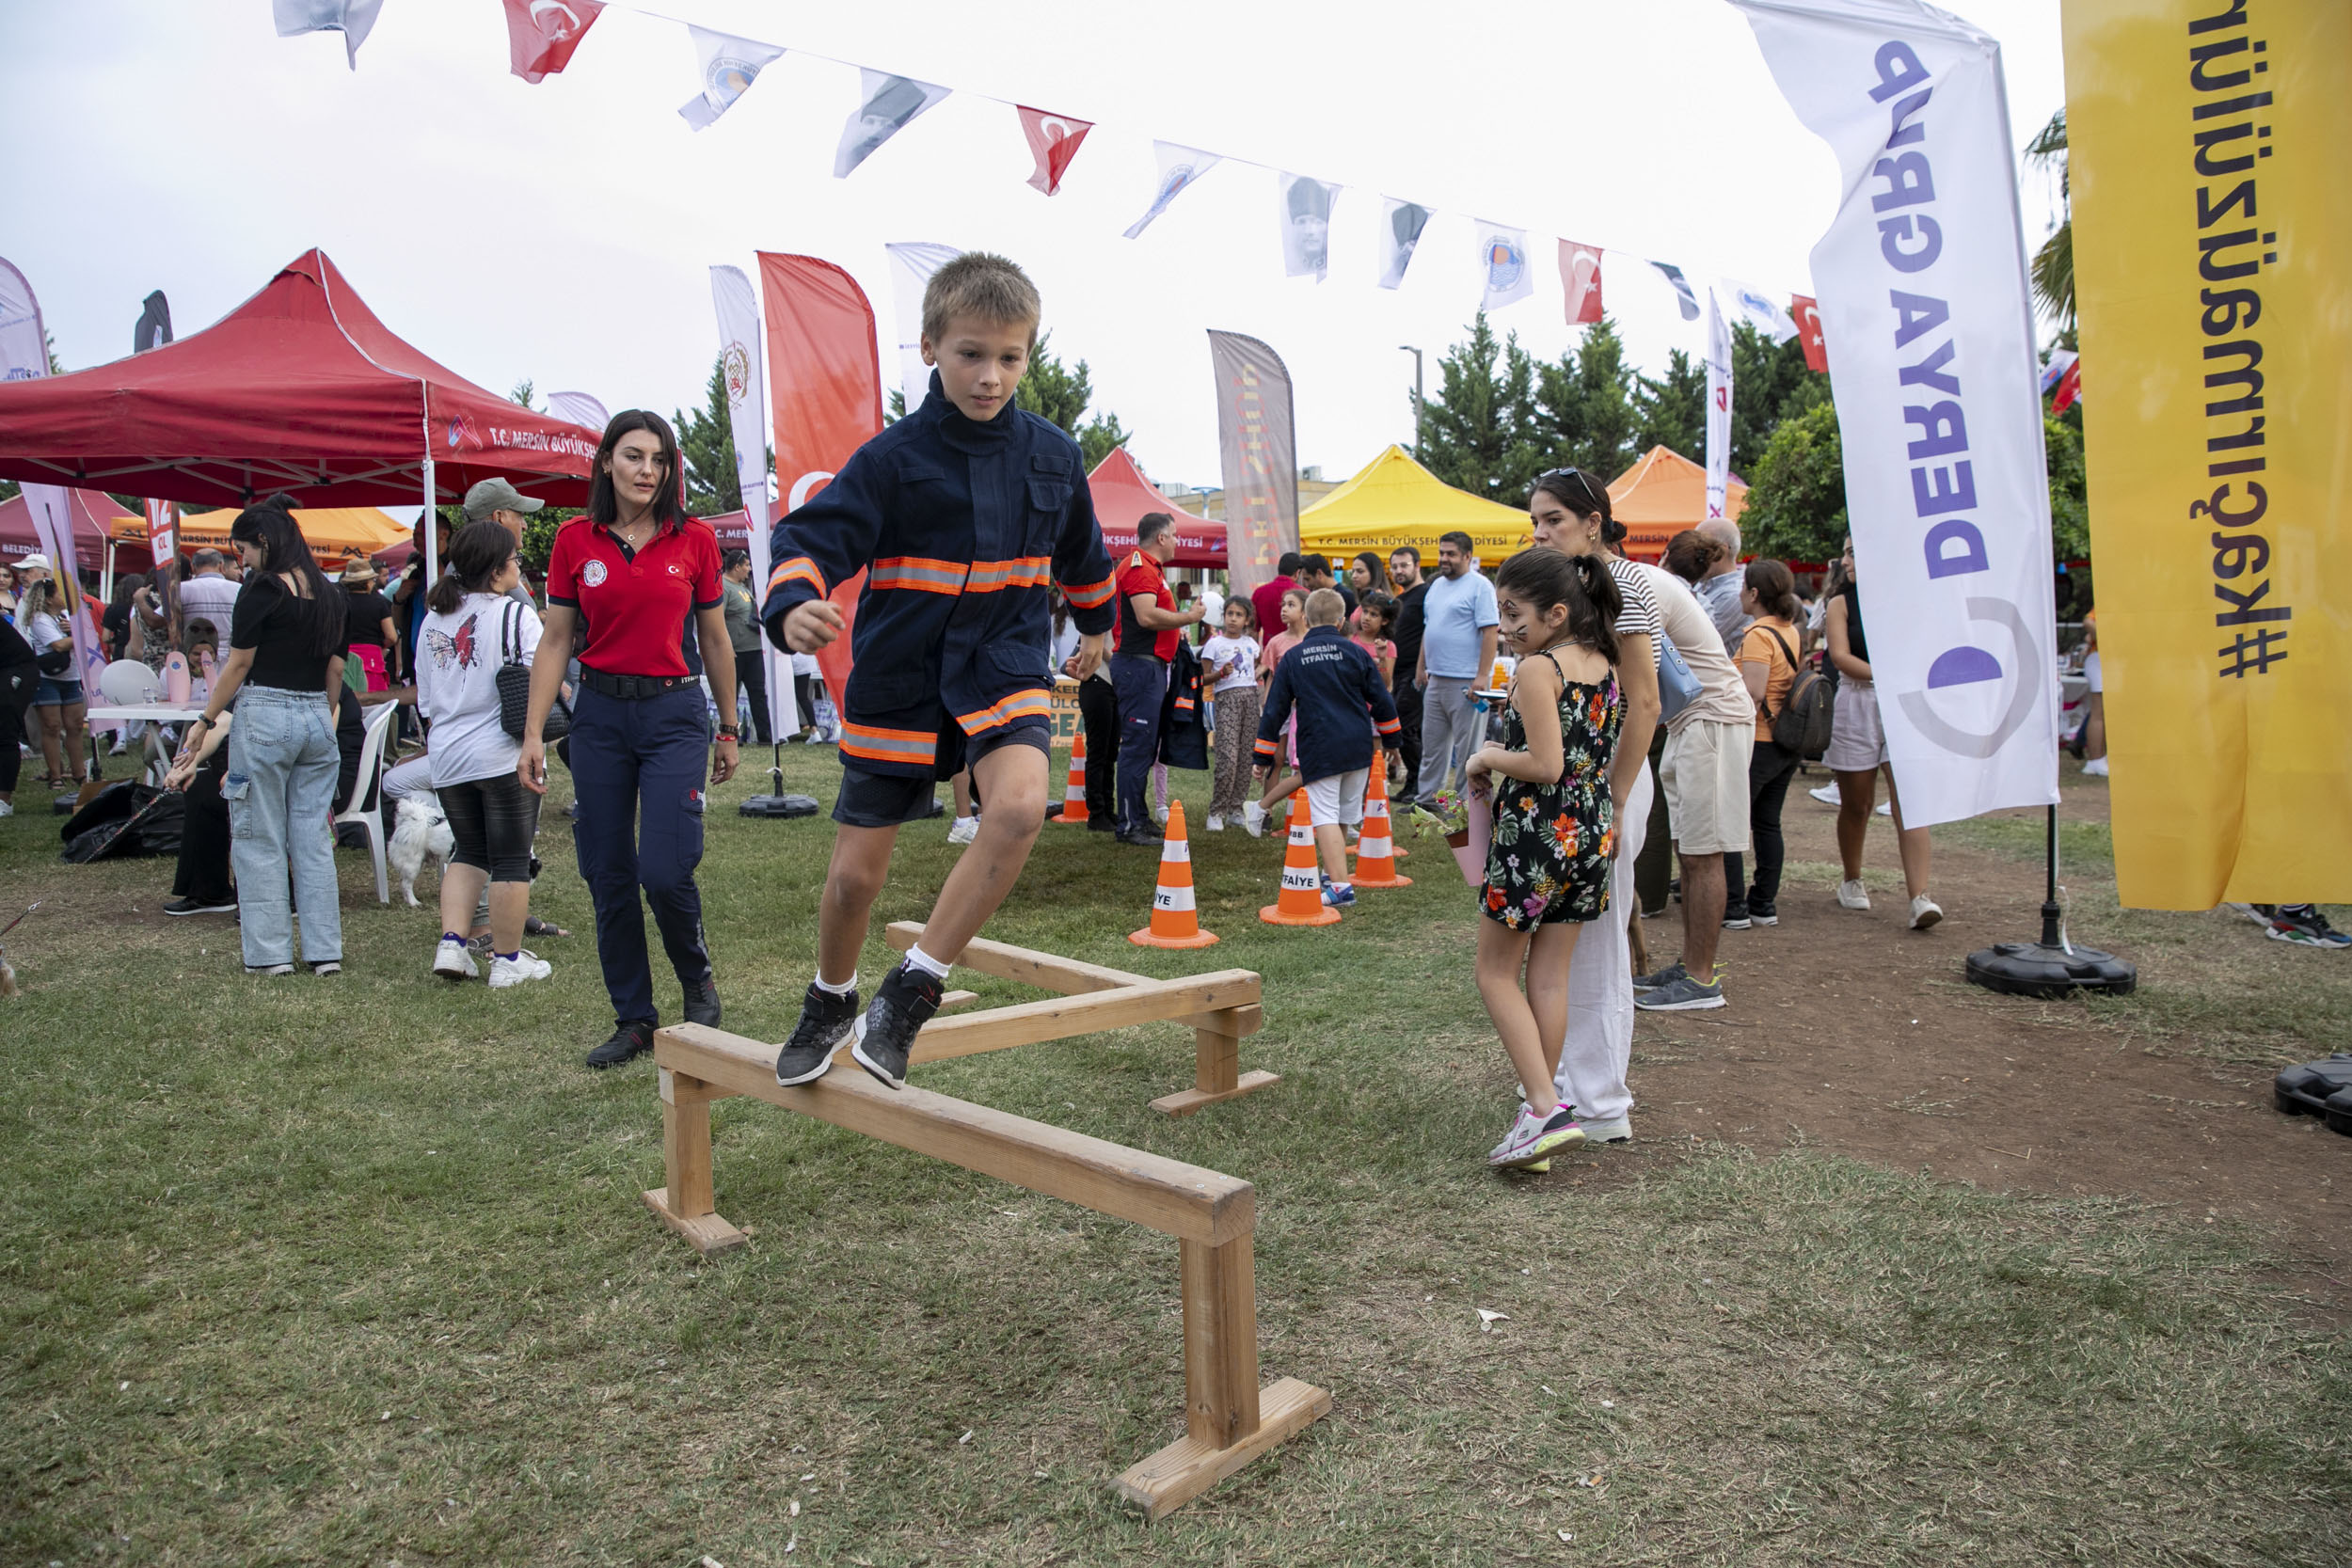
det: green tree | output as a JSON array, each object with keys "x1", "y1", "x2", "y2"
[
  {"x1": 1531, "y1": 315, "x2": 1641, "y2": 479},
  {"x1": 2026, "y1": 109, "x2": 2074, "y2": 338},
  {"x1": 1633, "y1": 349, "x2": 1707, "y2": 461},
  {"x1": 1729, "y1": 322, "x2": 1830, "y2": 477},
  {"x1": 1420, "y1": 312, "x2": 1543, "y2": 502},
  {"x1": 2043, "y1": 412, "x2": 2090, "y2": 563},
  {"x1": 673, "y1": 356, "x2": 741, "y2": 515},
  {"x1": 1739, "y1": 401, "x2": 1849, "y2": 565},
  {"x1": 883, "y1": 334, "x2": 1135, "y2": 465}
]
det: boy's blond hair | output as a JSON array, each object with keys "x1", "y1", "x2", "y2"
[
  {"x1": 922, "y1": 252, "x2": 1041, "y2": 347},
  {"x1": 1304, "y1": 588, "x2": 1346, "y2": 627}
]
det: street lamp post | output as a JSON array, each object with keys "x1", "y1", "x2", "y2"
[{"x1": 1398, "y1": 344, "x2": 1424, "y2": 458}]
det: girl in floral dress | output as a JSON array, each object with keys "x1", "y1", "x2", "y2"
[{"x1": 1465, "y1": 548, "x2": 1624, "y2": 1169}]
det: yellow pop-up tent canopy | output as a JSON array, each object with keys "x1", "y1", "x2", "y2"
[
  {"x1": 114, "y1": 506, "x2": 413, "y2": 561},
  {"x1": 1296, "y1": 445, "x2": 1531, "y2": 559}
]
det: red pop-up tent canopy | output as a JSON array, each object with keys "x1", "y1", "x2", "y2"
[
  {"x1": 0, "y1": 488, "x2": 139, "y2": 573},
  {"x1": 0, "y1": 249, "x2": 601, "y2": 511},
  {"x1": 1088, "y1": 447, "x2": 1224, "y2": 567}
]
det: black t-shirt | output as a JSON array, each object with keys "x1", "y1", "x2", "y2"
[
  {"x1": 1391, "y1": 580, "x2": 1429, "y2": 676},
  {"x1": 102, "y1": 601, "x2": 132, "y2": 653},
  {"x1": 231, "y1": 576, "x2": 337, "y2": 692},
  {"x1": 343, "y1": 589, "x2": 395, "y2": 646}
]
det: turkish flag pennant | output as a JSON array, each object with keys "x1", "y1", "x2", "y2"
[
  {"x1": 502, "y1": 0, "x2": 604, "y2": 84},
  {"x1": 1791, "y1": 293, "x2": 1828, "y2": 372},
  {"x1": 1559, "y1": 240, "x2": 1603, "y2": 325},
  {"x1": 1017, "y1": 105, "x2": 1092, "y2": 196}
]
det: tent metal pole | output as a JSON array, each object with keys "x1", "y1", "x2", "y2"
[
  {"x1": 422, "y1": 457, "x2": 437, "y2": 585},
  {"x1": 101, "y1": 538, "x2": 115, "y2": 606}
]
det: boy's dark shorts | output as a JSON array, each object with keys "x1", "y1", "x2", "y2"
[{"x1": 833, "y1": 725, "x2": 1050, "y2": 829}]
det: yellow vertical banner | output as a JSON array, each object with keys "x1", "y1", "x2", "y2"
[{"x1": 2062, "y1": 0, "x2": 2352, "y2": 909}]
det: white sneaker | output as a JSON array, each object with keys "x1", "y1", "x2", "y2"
[
  {"x1": 1154, "y1": 804, "x2": 1169, "y2": 826},
  {"x1": 432, "y1": 937, "x2": 478, "y2": 980},
  {"x1": 0, "y1": 800, "x2": 12, "y2": 817},
  {"x1": 1876, "y1": 800, "x2": 1893, "y2": 816},
  {"x1": 1204, "y1": 813, "x2": 1225, "y2": 832},
  {"x1": 1809, "y1": 783, "x2": 1841, "y2": 806},
  {"x1": 1837, "y1": 879, "x2": 1871, "y2": 911},
  {"x1": 108, "y1": 739, "x2": 127, "y2": 756},
  {"x1": 2082, "y1": 756, "x2": 2108, "y2": 776},
  {"x1": 1242, "y1": 800, "x2": 1265, "y2": 838},
  {"x1": 1909, "y1": 895, "x2": 1944, "y2": 931},
  {"x1": 489, "y1": 949, "x2": 552, "y2": 988},
  {"x1": 1579, "y1": 1116, "x2": 1632, "y2": 1145},
  {"x1": 946, "y1": 815, "x2": 978, "y2": 846}
]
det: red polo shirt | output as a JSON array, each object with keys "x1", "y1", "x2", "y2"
[
  {"x1": 546, "y1": 515, "x2": 723, "y2": 677},
  {"x1": 1115, "y1": 548, "x2": 1178, "y2": 661}
]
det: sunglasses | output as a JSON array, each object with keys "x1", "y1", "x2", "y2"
[{"x1": 1536, "y1": 467, "x2": 1606, "y2": 512}]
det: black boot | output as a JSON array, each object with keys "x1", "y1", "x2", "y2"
[{"x1": 850, "y1": 963, "x2": 944, "y2": 1089}]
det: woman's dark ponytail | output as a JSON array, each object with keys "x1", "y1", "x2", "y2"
[
  {"x1": 1496, "y1": 547, "x2": 1621, "y2": 667},
  {"x1": 427, "y1": 519, "x2": 519, "y2": 615}
]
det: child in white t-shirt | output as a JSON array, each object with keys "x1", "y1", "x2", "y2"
[{"x1": 1200, "y1": 598, "x2": 1262, "y2": 831}]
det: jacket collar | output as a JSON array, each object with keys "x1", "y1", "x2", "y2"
[
  {"x1": 922, "y1": 368, "x2": 1020, "y2": 455},
  {"x1": 1301, "y1": 624, "x2": 1347, "y2": 645}
]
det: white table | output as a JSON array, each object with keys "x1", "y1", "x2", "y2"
[{"x1": 85, "y1": 704, "x2": 208, "y2": 784}]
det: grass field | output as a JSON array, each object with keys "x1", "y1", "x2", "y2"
[{"x1": 2, "y1": 744, "x2": 2346, "y2": 1565}]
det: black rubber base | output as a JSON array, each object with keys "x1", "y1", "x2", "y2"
[
  {"x1": 1965, "y1": 941, "x2": 2138, "y2": 999},
  {"x1": 738, "y1": 793, "x2": 820, "y2": 819}
]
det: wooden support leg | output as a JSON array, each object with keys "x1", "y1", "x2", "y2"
[
  {"x1": 1114, "y1": 1236, "x2": 1330, "y2": 1521},
  {"x1": 1150, "y1": 1009, "x2": 1280, "y2": 1117},
  {"x1": 642, "y1": 1067, "x2": 747, "y2": 1257}
]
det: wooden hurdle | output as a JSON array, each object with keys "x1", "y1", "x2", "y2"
[
  {"x1": 884, "y1": 921, "x2": 1279, "y2": 1117},
  {"x1": 643, "y1": 1021, "x2": 1332, "y2": 1520}
]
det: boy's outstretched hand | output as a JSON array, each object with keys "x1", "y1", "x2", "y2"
[
  {"x1": 1069, "y1": 631, "x2": 1107, "y2": 682},
  {"x1": 782, "y1": 599, "x2": 846, "y2": 652}
]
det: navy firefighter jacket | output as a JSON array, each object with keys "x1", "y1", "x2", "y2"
[
  {"x1": 762, "y1": 372, "x2": 1119, "y2": 779},
  {"x1": 1256, "y1": 625, "x2": 1403, "y2": 783}
]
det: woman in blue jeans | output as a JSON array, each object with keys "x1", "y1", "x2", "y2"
[{"x1": 174, "y1": 501, "x2": 349, "y2": 975}]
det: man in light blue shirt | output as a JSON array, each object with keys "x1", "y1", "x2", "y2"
[{"x1": 1411, "y1": 531, "x2": 1500, "y2": 807}]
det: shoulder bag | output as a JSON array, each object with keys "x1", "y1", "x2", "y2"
[{"x1": 497, "y1": 599, "x2": 568, "y2": 743}]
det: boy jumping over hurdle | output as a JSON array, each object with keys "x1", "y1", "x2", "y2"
[{"x1": 764, "y1": 253, "x2": 1118, "y2": 1089}]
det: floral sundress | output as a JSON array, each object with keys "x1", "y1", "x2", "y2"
[{"x1": 1479, "y1": 650, "x2": 1623, "y2": 931}]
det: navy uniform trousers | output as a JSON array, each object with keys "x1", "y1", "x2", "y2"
[{"x1": 568, "y1": 684, "x2": 713, "y2": 1026}]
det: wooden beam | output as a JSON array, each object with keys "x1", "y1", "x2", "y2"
[
  {"x1": 1151, "y1": 1070, "x2": 1282, "y2": 1119},
  {"x1": 654, "y1": 1023, "x2": 1255, "y2": 1245},
  {"x1": 643, "y1": 1068, "x2": 746, "y2": 1257},
  {"x1": 1181, "y1": 1235, "x2": 1261, "y2": 1448},
  {"x1": 888, "y1": 923, "x2": 1263, "y2": 1038},
  {"x1": 1115, "y1": 1377, "x2": 1333, "y2": 1522},
  {"x1": 908, "y1": 972, "x2": 1261, "y2": 1063}
]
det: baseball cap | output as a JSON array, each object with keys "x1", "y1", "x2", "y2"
[
  {"x1": 463, "y1": 478, "x2": 544, "y2": 521},
  {"x1": 15, "y1": 553, "x2": 53, "y2": 574}
]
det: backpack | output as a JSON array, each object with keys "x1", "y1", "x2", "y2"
[{"x1": 1759, "y1": 626, "x2": 1835, "y2": 759}]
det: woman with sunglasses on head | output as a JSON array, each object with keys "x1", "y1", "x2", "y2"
[
  {"x1": 518, "y1": 411, "x2": 739, "y2": 1070},
  {"x1": 1523, "y1": 468, "x2": 1661, "y2": 1145},
  {"x1": 172, "y1": 500, "x2": 350, "y2": 975}
]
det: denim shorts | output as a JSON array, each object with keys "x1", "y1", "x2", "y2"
[
  {"x1": 34, "y1": 676, "x2": 84, "y2": 707},
  {"x1": 834, "y1": 725, "x2": 1048, "y2": 829}
]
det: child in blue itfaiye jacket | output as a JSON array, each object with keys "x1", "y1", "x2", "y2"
[
  {"x1": 1254, "y1": 588, "x2": 1402, "y2": 910},
  {"x1": 761, "y1": 253, "x2": 1119, "y2": 1090}
]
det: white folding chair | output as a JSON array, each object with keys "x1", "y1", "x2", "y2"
[{"x1": 335, "y1": 701, "x2": 399, "y2": 904}]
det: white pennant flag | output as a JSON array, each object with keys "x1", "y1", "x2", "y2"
[
  {"x1": 1124, "y1": 143, "x2": 1221, "y2": 239},
  {"x1": 710, "y1": 264, "x2": 795, "y2": 738},
  {"x1": 1476, "y1": 222, "x2": 1533, "y2": 312},
  {"x1": 273, "y1": 0, "x2": 383, "y2": 70},
  {"x1": 1649, "y1": 261, "x2": 1702, "y2": 321},
  {"x1": 545, "y1": 390, "x2": 609, "y2": 432},
  {"x1": 835, "y1": 71, "x2": 950, "y2": 178},
  {"x1": 885, "y1": 242, "x2": 960, "y2": 413},
  {"x1": 1704, "y1": 288, "x2": 1734, "y2": 521},
  {"x1": 678, "y1": 26, "x2": 784, "y2": 131},
  {"x1": 1278, "y1": 173, "x2": 1339, "y2": 282},
  {"x1": 0, "y1": 257, "x2": 102, "y2": 691},
  {"x1": 1721, "y1": 277, "x2": 1800, "y2": 343},
  {"x1": 1377, "y1": 198, "x2": 1431, "y2": 290}
]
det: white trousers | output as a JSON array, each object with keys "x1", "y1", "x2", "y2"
[{"x1": 1553, "y1": 760, "x2": 1651, "y2": 1124}]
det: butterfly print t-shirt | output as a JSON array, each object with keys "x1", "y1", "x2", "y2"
[{"x1": 418, "y1": 591, "x2": 543, "y2": 788}]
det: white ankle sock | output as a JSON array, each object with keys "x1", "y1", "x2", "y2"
[
  {"x1": 814, "y1": 971, "x2": 857, "y2": 998},
  {"x1": 902, "y1": 944, "x2": 953, "y2": 981}
]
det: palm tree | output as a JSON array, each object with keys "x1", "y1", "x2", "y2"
[{"x1": 2026, "y1": 109, "x2": 2074, "y2": 341}]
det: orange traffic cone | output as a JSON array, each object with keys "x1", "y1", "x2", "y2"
[
  {"x1": 1351, "y1": 758, "x2": 1412, "y2": 889},
  {"x1": 1131, "y1": 800, "x2": 1219, "y2": 948},
  {"x1": 1055, "y1": 729, "x2": 1089, "y2": 824},
  {"x1": 1261, "y1": 789, "x2": 1343, "y2": 927}
]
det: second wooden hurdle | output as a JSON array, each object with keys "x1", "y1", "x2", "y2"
[
  {"x1": 643, "y1": 1017, "x2": 1331, "y2": 1519},
  {"x1": 882, "y1": 920, "x2": 1279, "y2": 1116}
]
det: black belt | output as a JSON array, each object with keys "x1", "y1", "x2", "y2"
[{"x1": 579, "y1": 666, "x2": 697, "y2": 700}]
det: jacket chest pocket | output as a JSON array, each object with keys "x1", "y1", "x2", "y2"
[{"x1": 1024, "y1": 454, "x2": 1074, "y2": 554}]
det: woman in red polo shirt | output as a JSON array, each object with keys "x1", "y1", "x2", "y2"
[{"x1": 518, "y1": 411, "x2": 739, "y2": 1069}]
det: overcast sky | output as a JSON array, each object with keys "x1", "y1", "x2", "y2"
[{"x1": 2, "y1": 0, "x2": 2067, "y2": 500}]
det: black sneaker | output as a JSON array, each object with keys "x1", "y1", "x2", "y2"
[
  {"x1": 1087, "y1": 816, "x2": 1119, "y2": 833},
  {"x1": 164, "y1": 895, "x2": 237, "y2": 916},
  {"x1": 1722, "y1": 904, "x2": 1752, "y2": 931},
  {"x1": 850, "y1": 963, "x2": 944, "y2": 1089},
  {"x1": 774, "y1": 983, "x2": 860, "y2": 1086},
  {"x1": 682, "y1": 974, "x2": 723, "y2": 1028},
  {"x1": 1116, "y1": 823, "x2": 1164, "y2": 846},
  {"x1": 1749, "y1": 902, "x2": 1780, "y2": 927},
  {"x1": 585, "y1": 1020, "x2": 655, "y2": 1069}
]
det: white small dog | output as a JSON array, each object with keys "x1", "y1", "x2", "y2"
[{"x1": 389, "y1": 793, "x2": 456, "y2": 908}]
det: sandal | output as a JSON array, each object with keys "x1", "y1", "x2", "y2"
[{"x1": 524, "y1": 914, "x2": 571, "y2": 939}]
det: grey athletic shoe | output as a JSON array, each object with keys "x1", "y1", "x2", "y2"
[
  {"x1": 1632, "y1": 961, "x2": 1688, "y2": 992},
  {"x1": 774, "y1": 983, "x2": 859, "y2": 1086},
  {"x1": 1633, "y1": 974, "x2": 1725, "y2": 1011}
]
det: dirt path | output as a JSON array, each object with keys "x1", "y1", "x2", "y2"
[{"x1": 1607, "y1": 779, "x2": 2352, "y2": 1289}]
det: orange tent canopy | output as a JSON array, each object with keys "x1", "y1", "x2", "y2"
[{"x1": 1606, "y1": 446, "x2": 1746, "y2": 562}]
